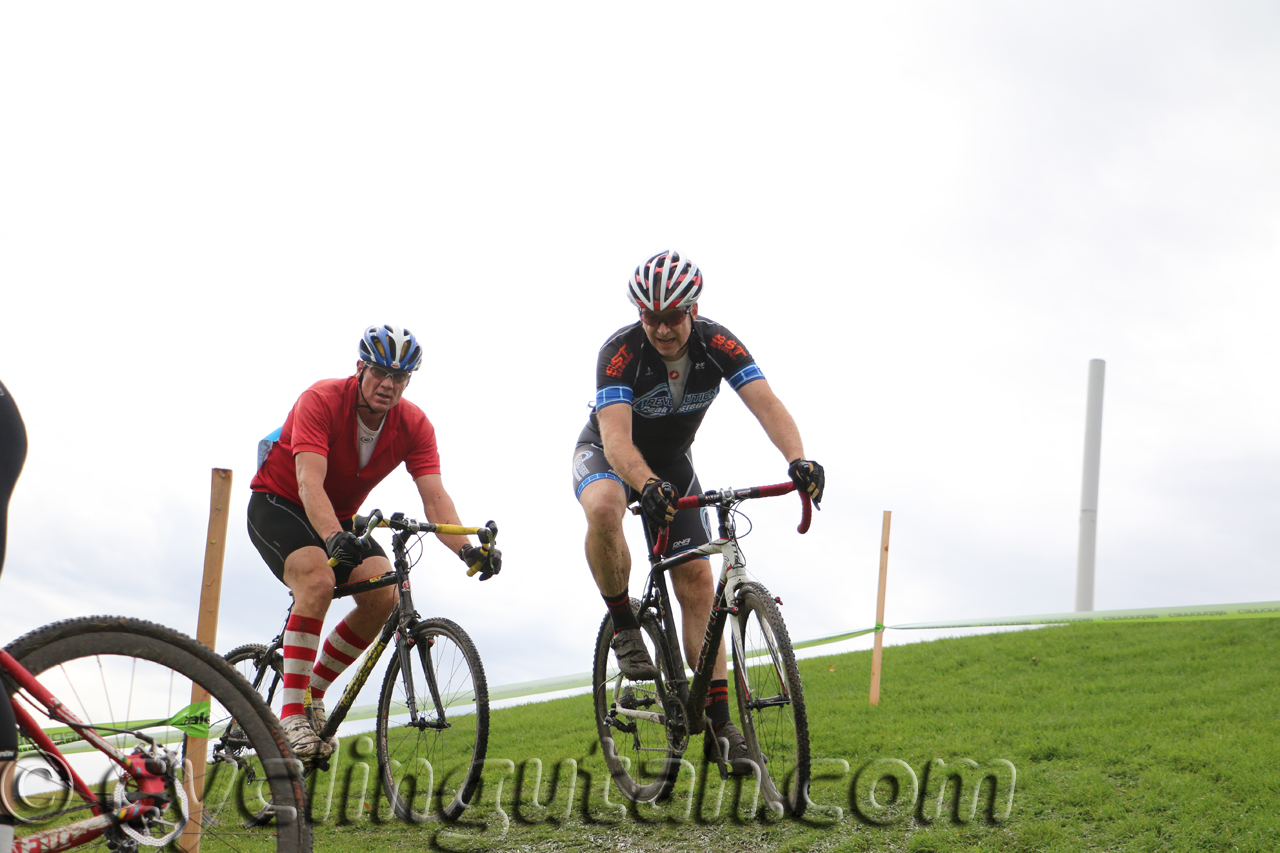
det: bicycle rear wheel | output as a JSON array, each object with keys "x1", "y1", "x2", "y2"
[
  {"x1": 224, "y1": 644, "x2": 284, "y2": 722},
  {"x1": 591, "y1": 601, "x2": 685, "y2": 804},
  {"x1": 375, "y1": 617, "x2": 488, "y2": 822},
  {"x1": 729, "y1": 582, "x2": 810, "y2": 817},
  {"x1": 220, "y1": 642, "x2": 287, "y2": 826},
  {"x1": 4, "y1": 616, "x2": 311, "y2": 853}
]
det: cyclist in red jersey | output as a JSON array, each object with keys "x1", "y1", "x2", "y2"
[
  {"x1": 572, "y1": 251, "x2": 825, "y2": 772},
  {"x1": 248, "y1": 325, "x2": 500, "y2": 761}
]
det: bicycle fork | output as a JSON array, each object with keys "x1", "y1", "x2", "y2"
[
  {"x1": 393, "y1": 624, "x2": 452, "y2": 731},
  {"x1": 389, "y1": 537, "x2": 452, "y2": 731}
]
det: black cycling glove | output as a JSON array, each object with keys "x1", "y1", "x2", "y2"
[
  {"x1": 788, "y1": 459, "x2": 825, "y2": 507},
  {"x1": 324, "y1": 530, "x2": 364, "y2": 570},
  {"x1": 460, "y1": 543, "x2": 502, "y2": 581},
  {"x1": 640, "y1": 478, "x2": 678, "y2": 526}
]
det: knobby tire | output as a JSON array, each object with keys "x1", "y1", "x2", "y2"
[
  {"x1": 591, "y1": 600, "x2": 683, "y2": 804},
  {"x1": 730, "y1": 582, "x2": 811, "y2": 817},
  {"x1": 375, "y1": 617, "x2": 489, "y2": 822},
  {"x1": 224, "y1": 643, "x2": 284, "y2": 721},
  {"x1": 4, "y1": 616, "x2": 311, "y2": 853}
]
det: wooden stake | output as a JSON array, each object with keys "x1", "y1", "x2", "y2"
[
  {"x1": 869, "y1": 510, "x2": 891, "y2": 706},
  {"x1": 180, "y1": 468, "x2": 232, "y2": 853}
]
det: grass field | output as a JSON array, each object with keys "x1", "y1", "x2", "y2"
[{"x1": 304, "y1": 617, "x2": 1280, "y2": 852}]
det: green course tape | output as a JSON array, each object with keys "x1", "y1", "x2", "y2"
[
  {"x1": 488, "y1": 672, "x2": 593, "y2": 702},
  {"x1": 253, "y1": 602, "x2": 1280, "y2": 725},
  {"x1": 792, "y1": 625, "x2": 880, "y2": 650},
  {"x1": 20, "y1": 701, "x2": 215, "y2": 757},
  {"x1": 166, "y1": 701, "x2": 213, "y2": 737},
  {"x1": 341, "y1": 602, "x2": 1280, "y2": 715},
  {"x1": 891, "y1": 601, "x2": 1280, "y2": 630}
]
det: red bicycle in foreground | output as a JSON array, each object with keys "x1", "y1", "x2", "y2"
[
  {"x1": 0, "y1": 381, "x2": 308, "y2": 853},
  {"x1": 592, "y1": 481, "x2": 815, "y2": 817},
  {"x1": 2, "y1": 618, "x2": 311, "y2": 853}
]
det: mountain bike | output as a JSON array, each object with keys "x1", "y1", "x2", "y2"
[
  {"x1": 2, "y1": 616, "x2": 311, "y2": 853},
  {"x1": 0, "y1": 381, "x2": 308, "y2": 852},
  {"x1": 592, "y1": 481, "x2": 814, "y2": 817},
  {"x1": 223, "y1": 509, "x2": 495, "y2": 822}
]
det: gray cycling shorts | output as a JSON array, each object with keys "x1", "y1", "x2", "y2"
[{"x1": 571, "y1": 442, "x2": 711, "y2": 557}]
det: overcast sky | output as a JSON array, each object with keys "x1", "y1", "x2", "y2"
[{"x1": 2, "y1": 2, "x2": 1277, "y2": 703}]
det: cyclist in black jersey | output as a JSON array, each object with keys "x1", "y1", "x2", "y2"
[
  {"x1": 1, "y1": 380, "x2": 29, "y2": 810},
  {"x1": 572, "y1": 250, "x2": 825, "y2": 771}
]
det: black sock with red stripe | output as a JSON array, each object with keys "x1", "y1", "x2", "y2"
[
  {"x1": 604, "y1": 591, "x2": 639, "y2": 633},
  {"x1": 706, "y1": 679, "x2": 731, "y2": 732}
]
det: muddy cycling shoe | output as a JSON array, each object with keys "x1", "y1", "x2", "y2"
[
  {"x1": 283, "y1": 713, "x2": 333, "y2": 763},
  {"x1": 610, "y1": 628, "x2": 659, "y2": 680},
  {"x1": 307, "y1": 698, "x2": 338, "y2": 754},
  {"x1": 704, "y1": 722, "x2": 753, "y2": 776}
]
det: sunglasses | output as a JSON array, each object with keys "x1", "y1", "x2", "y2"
[
  {"x1": 639, "y1": 307, "x2": 691, "y2": 328},
  {"x1": 365, "y1": 364, "x2": 412, "y2": 384}
]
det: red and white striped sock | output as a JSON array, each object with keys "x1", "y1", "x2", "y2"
[
  {"x1": 281, "y1": 614, "x2": 323, "y2": 719},
  {"x1": 311, "y1": 616, "x2": 374, "y2": 700}
]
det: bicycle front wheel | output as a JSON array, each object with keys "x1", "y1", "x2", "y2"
[
  {"x1": 4, "y1": 616, "x2": 311, "y2": 853},
  {"x1": 376, "y1": 617, "x2": 489, "y2": 822},
  {"x1": 730, "y1": 582, "x2": 811, "y2": 817},
  {"x1": 591, "y1": 601, "x2": 685, "y2": 804}
]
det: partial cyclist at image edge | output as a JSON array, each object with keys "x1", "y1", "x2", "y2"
[
  {"x1": 0, "y1": 380, "x2": 312, "y2": 852},
  {"x1": 247, "y1": 324, "x2": 500, "y2": 762},
  {"x1": 0, "y1": 379, "x2": 29, "y2": 851},
  {"x1": 572, "y1": 250, "x2": 825, "y2": 772}
]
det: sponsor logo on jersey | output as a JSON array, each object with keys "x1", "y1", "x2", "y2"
[
  {"x1": 633, "y1": 385, "x2": 719, "y2": 417},
  {"x1": 605, "y1": 344, "x2": 634, "y2": 378},
  {"x1": 669, "y1": 369, "x2": 680, "y2": 380},
  {"x1": 574, "y1": 449, "x2": 594, "y2": 478},
  {"x1": 710, "y1": 334, "x2": 746, "y2": 359},
  {"x1": 677, "y1": 388, "x2": 718, "y2": 414},
  {"x1": 632, "y1": 385, "x2": 673, "y2": 417},
  {"x1": 673, "y1": 538, "x2": 691, "y2": 548}
]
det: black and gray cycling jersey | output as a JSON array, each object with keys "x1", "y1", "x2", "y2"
[{"x1": 576, "y1": 317, "x2": 764, "y2": 468}]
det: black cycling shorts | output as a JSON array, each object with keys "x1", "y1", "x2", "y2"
[
  {"x1": 571, "y1": 442, "x2": 711, "y2": 558},
  {"x1": 247, "y1": 491, "x2": 387, "y2": 586}
]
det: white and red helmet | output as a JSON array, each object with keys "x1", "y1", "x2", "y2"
[{"x1": 627, "y1": 250, "x2": 703, "y2": 312}]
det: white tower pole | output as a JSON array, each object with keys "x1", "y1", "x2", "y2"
[{"x1": 1075, "y1": 359, "x2": 1106, "y2": 612}]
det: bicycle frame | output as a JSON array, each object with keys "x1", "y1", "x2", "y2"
[
  {"x1": 622, "y1": 483, "x2": 811, "y2": 756},
  {"x1": 245, "y1": 511, "x2": 494, "y2": 748}
]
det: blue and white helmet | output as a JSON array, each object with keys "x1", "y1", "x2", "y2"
[
  {"x1": 628, "y1": 250, "x2": 703, "y2": 312},
  {"x1": 358, "y1": 324, "x2": 423, "y2": 372}
]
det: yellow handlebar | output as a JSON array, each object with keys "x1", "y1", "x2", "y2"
[
  {"x1": 327, "y1": 518, "x2": 494, "y2": 568},
  {"x1": 432, "y1": 523, "x2": 484, "y2": 537}
]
